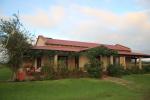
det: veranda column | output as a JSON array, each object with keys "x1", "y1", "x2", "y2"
[
  {"x1": 110, "y1": 56, "x2": 113, "y2": 65},
  {"x1": 54, "y1": 54, "x2": 58, "y2": 71},
  {"x1": 102, "y1": 56, "x2": 107, "y2": 71},
  {"x1": 120, "y1": 56, "x2": 126, "y2": 69},
  {"x1": 134, "y1": 58, "x2": 137, "y2": 66},
  {"x1": 123, "y1": 56, "x2": 126, "y2": 69},
  {"x1": 139, "y1": 57, "x2": 142, "y2": 69},
  {"x1": 34, "y1": 58, "x2": 37, "y2": 69}
]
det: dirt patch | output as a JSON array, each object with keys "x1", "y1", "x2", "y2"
[{"x1": 102, "y1": 76, "x2": 133, "y2": 87}]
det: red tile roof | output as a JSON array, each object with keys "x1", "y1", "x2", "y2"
[
  {"x1": 33, "y1": 36, "x2": 131, "y2": 52},
  {"x1": 118, "y1": 51, "x2": 150, "y2": 58},
  {"x1": 45, "y1": 37, "x2": 131, "y2": 51},
  {"x1": 32, "y1": 45, "x2": 87, "y2": 52},
  {"x1": 104, "y1": 44, "x2": 131, "y2": 52},
  {"x1": 45, "y1": 38, "x2": 100, "y2": 48},
  {"x1": 32, "y1": 35, "x2": 150, "y2": 57}
]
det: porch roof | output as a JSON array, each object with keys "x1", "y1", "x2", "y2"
[
  {"x1": 118, "y1": 51, "x2": 150, "y2": 58},
  {"x1": 32, "y1": 45, "x2": 87, "y2": 52}
]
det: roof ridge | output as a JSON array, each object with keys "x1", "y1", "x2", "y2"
[
  {"x1": 46, "y1": 38, "x2": 100, "y2": 45},
  {"x1": 115, "y1": 44, "x2": 130, "y2": 49}
]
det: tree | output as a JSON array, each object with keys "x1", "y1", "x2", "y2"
[{"x1": 0, "y1": 14, "x2": 34, "y2": 80}]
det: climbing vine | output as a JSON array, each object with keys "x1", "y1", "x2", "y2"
[
  {"x1": 82, "y1": 46, "x2": 118, "y2": 60},
  {"x1": 82, "y1": 46, "x2": 118, "y2": 78}
]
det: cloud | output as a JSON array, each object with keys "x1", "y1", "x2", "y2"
[
  {"x1": 21, "y1": 5, "x2": 65, "y2": 29},
  {"x1": 1, "y1": 2, "x2": 149, "y2": 54},
  {"x1": 65, "y1": 5, "x2": 150, "y2": 52},
  {"x1": 136, "y1": 0, "x2": 150, "y2": 9}
]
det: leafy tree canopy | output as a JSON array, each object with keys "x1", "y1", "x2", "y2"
[{"x1": 0, "y1": 14, "x2": 34, "y2": 80}]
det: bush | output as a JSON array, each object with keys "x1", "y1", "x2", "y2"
[
  {"x1": 107, "y1": 64, "x2": 125, "y2": 77},
  {"x1": 143, "y1": 65, "x2": 150, "y2": 73},
  {"x1": 127, "y1": 66, "x2": 144, "y2": 74},
  {"x1": 123, "y1": 68, "x2": 132, "y2": 75},
  {"x1": 41, "y1": 65, "x2": 54, "y2": 80},
  {"x1": 57, "y1": 61, "x2": 69, "y2": 78},
  {"x1": 68, "y1": 68, "x2": 87, "y2": 78},
  {"x1": 85, "y1": 59, "x2": 103, "y2": 78},
  {"x1": 59, "y1": 67, "x2": 69, "y2": 78},
  {"x1": 119, "y1": 65, "x2": 150, "y2": 75},
  {"x1": 32, "y1": 72, "x2": 42, "y2": 81}
]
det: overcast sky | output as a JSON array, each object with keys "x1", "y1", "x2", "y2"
[{"x1": 0, "y1": 0, "x2": 150, "y2": 54}]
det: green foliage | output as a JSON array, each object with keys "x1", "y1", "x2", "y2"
[
  {"x1": 26, "y1": 50, "x2": 79, "y2": 61},
  {"x1": 107, "y1": 64, "x2": 125, "y2": 77},
  {"x1": 41, "y1": 65, "x2": 54, "y2": 80},
  {"x1": 85, "y1": 59, "x2": 103, "y2": 78},
  {"x1": 83, "y1": 46, "x2": 118, "y2": 78},
  {"x1": 127, "y1": 67, "x2": 144, "y2": 74},
  {"x1": 143, "y1": 65, "x2": 150, "y2": 73},
  {"x1": 0, "y1": 14, "x2": 33, "y2": 80},
  {"x1": 26, "y1": 50, "x2": 56, "y2": 58},
  {"x1": 56, "y1": 60, "x2": 69, "y2": 78},
  {"x1": 82, "y1": 46, "x2": 118, "y2": 59},
  {"x1": 124, "y1": 65, "x2": 150, "y2": 75}
]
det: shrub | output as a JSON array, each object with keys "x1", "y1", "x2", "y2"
[
  {"x1": 85, "y1": 59, "x2": 103, "y2": 78},
  {"x1": 107, "y1": 64, "x2": 125, "y2": 77},
  {"x1": 60, "y1": 67, "x2": 69, "y2": 78},
  {"x1": 120, "y1": 65, "x2": 150, "y2": 75},
  {"x1": 128, "y1": 66, "x2": 144, "y2": 74},
  {"x1": 57, "y1": 61, "x2": 69, "y2": 78},
  {"x1": 41, "y1": 65, "x2": 54, "y2": 80},
  {"x1": 32, "y1": 72, "x2": 42, "y2": 81},
  {"x1": 123, "y1": 68, "x2": 132, "y2": 75},
  {"x1": 143, "y1": 65, "x2": 150, "y2": 73},
  {"x1": 69, "y1": 68, "x2": 87, "y2": 78}
]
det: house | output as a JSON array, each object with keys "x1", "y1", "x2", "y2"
[{"x1": 24, "y1": 35, "x2": 150, "y2": 71}]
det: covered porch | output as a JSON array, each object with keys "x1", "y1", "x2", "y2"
[
  {"x1": 33, "y1": 53, "x2": 79, "y2": 72},
  {"x1": 31, "y1": 51, "x2": 150, "y2": 72},
  {"x1": 118, "y1": 51, "x2": 150, "y2": 69}
]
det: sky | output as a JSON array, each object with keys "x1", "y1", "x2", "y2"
[{"x1": 0, "y1": 0, "x2": 150, "y2": 54}]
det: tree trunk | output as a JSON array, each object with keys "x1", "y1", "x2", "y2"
[{"x1": 11, "y1": 71, "x2": 17, "y2": 81}]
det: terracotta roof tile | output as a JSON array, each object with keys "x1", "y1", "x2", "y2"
[
  {"x1": 32, "y1": 35, "x2": 150, "y2": 57},
  {"x1": 45, "y1": 38, "x2": 100, "y2": 48},
  {"x1": 118, "y1": 51, "x2": 150, "y2": 57},
  {"x1": 32, "y1": 45, "x2": 87, "y2": 52},
  {"x1": 103, "y1": 44, "x2": 131, "y2": 52}
]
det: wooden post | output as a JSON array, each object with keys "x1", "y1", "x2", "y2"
[
  {"x1": 34, "y1": 58, "x2": 37, "y2": 69},
  {"x1": 123, "y1": 56, "x2": 126, "y2": 69},
  {"x1": 116, "y1": 57, "x2": 119, "y2": 64},
  {"x1": 54, "y1": 54, "x2": 58, "y2": 71},
  {"x1": 134, "y1": 58, "x2": 137, "y2": 66},
  {"x1": 110, "y1": 56, "x2": 113, "y2": 65},
  {"x1": 119, "y1": 56, "x2": 126, "y2": 69},
  {"x1": 102, "y1": 56, "x2": 107, "y2": 71},
  {"x1": 139, "y1": 57, "x2": 142, "y2": 69}
]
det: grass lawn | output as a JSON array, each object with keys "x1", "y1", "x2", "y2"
[
  {"x1": 0, "y1": 67, "x2": 150, "y2": 100},
  {"x1": 0, "y1": 65, "x2": 12, "y2": 81}
]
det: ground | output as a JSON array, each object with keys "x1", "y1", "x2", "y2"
[{"x1": 0, "y1": 66, "x2": 150, "y2": 100}]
